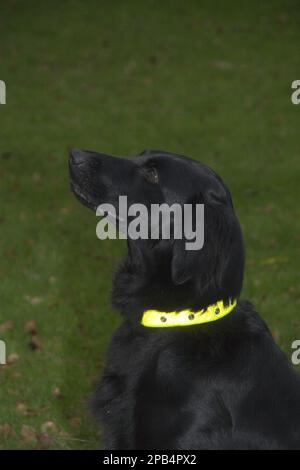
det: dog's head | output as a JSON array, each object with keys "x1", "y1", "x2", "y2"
[{"x1": 69, "y1": 149, "x2": 244, "y2": 311}]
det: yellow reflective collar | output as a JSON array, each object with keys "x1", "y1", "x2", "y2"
[{"x1": 141, "y1": 299, "x2": 237, "y2": 328}]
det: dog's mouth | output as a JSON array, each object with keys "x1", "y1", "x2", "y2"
[
  {"x1": 70, "y1": 181, "x2": 125, "y2": 226},
  {"x1": 70, "y1": 181, "x2": 97, "y2": 211}
]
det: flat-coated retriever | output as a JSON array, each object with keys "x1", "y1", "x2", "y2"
[{"x1": 69, "y1": 148, "x2": 300, "y2": 450}]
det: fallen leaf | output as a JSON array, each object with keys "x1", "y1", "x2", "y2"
[
  {"x1": 7, "y1": 353, "x2": 19, "y2": 365},
  {"x1": 16, "y1": 402, "x2": 28, "y2": 415},
  {"x1": 143, "y1": 78, "x2": 153, "y2": 86},
  {"x1": 268, "y1": 239, "x2": 278, "y2": 249},
  {"x1": 21, "y1": 425, "x2": 37, "y2": 443},
  {"x1": 278, "y1": 13, "x2": 288, "y2": 24},
  {"x1": 24, "y1": 295, "x2": 42, "y2": 306},
  {"x1": 11, "y1": 183, "x2": 20, "y2": 193},
  {"x1": 58, "y1": 431, "x2": 72, "y2": 440},
  {"x1": 41, "y1": 421, "x2": 56, "y2": 434},
  {"x1": 0, "y1": 424, "x2": 13, "y2": 437},
  {"x1": 212, "y1": 60, "x2": 234, "y2": 70},
  {"x1": 36, "y1": 212, "x2": 45, "y2": 221},
  {"x1": 5, "y1": 249, "x2": 16, "y2": 259},
  {"x1": 69, "y1": 417, "x2": 81, "y2": 428},
  {"x1": 216, "y1": 25, "x2": 225, "y2": 33},
  {"x1": 13, "y1": 372, "x2": 23, "y2": 380},
  {"x1": 123, "y1": 60, "x2": 136, "y2": 76},
  {"x1": 262, "y1": 203, "x2": 274, "y2": 213},
  {"x1": 272, "y1": 331, "x2": 280, "y2": 342},
  {"x1": 28, "y1": 335, "x2": 43, "y2": 351},
  {"x1": 52, "y1": 387, "x2": 61, "y2": 398},
  {"x1": 32, "y1": 172, "x2": 42, "y2": 184},
  {"x1": 0, "y1": 320, "x2": 15, "y2": 333},
  {"x1": 38, "y1": 434, "x2": 53, "y2": 449},
  {"x1": 261, "y1": 257, "x2": 278, "y2": 266},
  {"x1": 60, "y1": 206, "x2": 72, "y2": 215},
  {"x1": 24, "y1": 320, "x2": 37, "y2": 335}
]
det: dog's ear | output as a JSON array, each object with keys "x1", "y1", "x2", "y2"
[
  {"x1": 171, "y1": 236, "x2": 215, "y2": 286},
  {"x1": 127, "y1": 238, "x2": 148, "y2": 274},
  {"x1": 171, "y1": 204, "x2": 244, "y2": 298},
  {"x1": 171, "y1": 240, "x2": 192, "y2": 285},
  {"x1": 171, "y1": 196, "x2": 211, "y2": 286},
  {"x1": 215, "y1": 211, "x2": 244, "y2": 297},
  {"x1": 171, "y1": 214, "x2": 214, "y2": 286}
]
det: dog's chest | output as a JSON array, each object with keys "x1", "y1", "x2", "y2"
[
  {"x1": 99, "y1": 325, "x2": 202, "y2": 449},
  {"x1": 98, "y1": 325, "x2": 159, "y2": 448}
]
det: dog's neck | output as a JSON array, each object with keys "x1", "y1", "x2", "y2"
[{"x1": 112, "y1": 242, "x2": 234, "y2": 321}]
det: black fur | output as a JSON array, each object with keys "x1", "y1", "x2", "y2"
[{"x1": 69, "y1": 148, "x2": 300, "y2": 449}]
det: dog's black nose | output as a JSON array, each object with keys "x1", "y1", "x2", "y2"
[{"x1": 69, "y1": 148, "x2": 87, "y2": 166}]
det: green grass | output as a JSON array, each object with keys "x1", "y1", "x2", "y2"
[{"x1": 0, "y1": 0, "x2": 299, "y2": 449}]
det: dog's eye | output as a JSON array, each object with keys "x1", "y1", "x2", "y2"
[{"x1": 144, "y1": 167, "x2": 159, "y2": 184}]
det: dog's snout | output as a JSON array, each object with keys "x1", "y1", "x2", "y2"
[{"x1": 69, "y1": 148, "x2": 87, "y2": 166}]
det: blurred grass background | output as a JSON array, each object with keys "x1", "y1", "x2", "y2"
[{"x1": 0, "y1": 0, "x2": 299, "y2": 449}]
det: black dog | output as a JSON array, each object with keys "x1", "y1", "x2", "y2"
[{"x1": 69, "y1": 148, "x2": 300, "y2": 450}]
